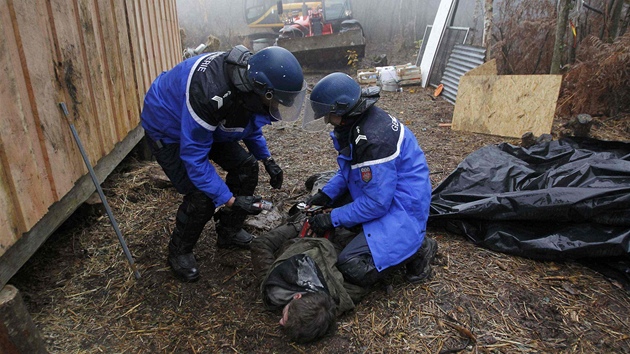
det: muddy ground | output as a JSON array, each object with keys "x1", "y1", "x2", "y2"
[{"x1": 9, "y1": 45, "x2": 630, "y2": 353}]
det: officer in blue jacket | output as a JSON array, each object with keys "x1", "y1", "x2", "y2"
[
  {"x1": 141, "y1": 45, "x2": 306, "y2": 282},
  {"x1": 301, "y1": 72, "x2": 437, "y2": 286}
]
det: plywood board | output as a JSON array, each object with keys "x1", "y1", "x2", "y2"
[
  {"x1": 452, "y1": 74, "x2": 562, "y2": 138},
  {"x1": 466, "y1": 58, "x2": 497, "y2": 76}
]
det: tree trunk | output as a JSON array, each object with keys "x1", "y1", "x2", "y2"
[
  {"x1": 621, "y1": 3, "x2": 630, "y2": 36},
  {"x1": 568, "y1": 38, "x2": 576, "y2": 64},
  {"x1": 0, "y1": 285, "x2": 48, "y2": 353},
  {"x1": 551, "y1": 0, "x2": 571, "y2": 74},
  {"x1": 483, "y1": 0, "x2": 493, "y2": 58},
  {"x1": 608, "y1": 0, "x2": 625, "y2": 41}
]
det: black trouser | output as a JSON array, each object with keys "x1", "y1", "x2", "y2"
[
  {"x1": 337, "y1": 230, "x2": 415, "y2": 287},
  {"x1": 147, "y1": 137, "x2": 259, "y2": 253},
  {"x1": 336, "y1": 232, "x2": 394, "y2": 287}
]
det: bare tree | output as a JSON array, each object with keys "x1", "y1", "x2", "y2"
[
  {"x1": 551, "y1": 0, "x2": 572, "y2": 74},
  {"x1": 608, "y1": 0, "x2": 625, "y2": 41},
  {"x1": 483, "y1": 0, "x2": 493, "y2": 58},
  {"x1": 622, "y1": 3, "x2": 630, "y2": 35}
]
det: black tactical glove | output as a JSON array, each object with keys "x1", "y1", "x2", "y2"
[
  {"x1": 231, "y1": 195, "x2": 263, "y2": 215},
  {"x1": 309, "y1": 213, "x2": 334, "y2": 237},
  {"x1": 263, "y1": 157, "x2": 283, "y2": 189},
  {"x1": 305, "y1": 190, "x2": 331, "y2": 207}
]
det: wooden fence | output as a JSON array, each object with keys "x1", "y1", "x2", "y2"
[{"x1": 0, "y1": 0, "x2": 181, "y2": 288}]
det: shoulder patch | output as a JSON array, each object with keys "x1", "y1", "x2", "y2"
[{"x1": 360, "y1": 166, "x2": 372, "y2": 183}]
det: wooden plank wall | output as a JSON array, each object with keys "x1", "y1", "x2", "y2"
[{"x1": 0, "y1": 0, "x2": 180, "y2": 286}]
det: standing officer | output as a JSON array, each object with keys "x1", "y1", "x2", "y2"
[{"x1": 141, "y1": 45, "x2": 306, "y2": 282}]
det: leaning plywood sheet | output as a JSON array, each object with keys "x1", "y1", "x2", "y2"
[
  {"x1": 466, "y1": 58, "x2": 497, "y2": 76},
  {"x1": 452, "y1": 74, "x2": 562, "y2": 138}
]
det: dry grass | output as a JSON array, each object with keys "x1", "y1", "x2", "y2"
[{"x1": 10, "y1": 69, "x2": 630, "y2": 353}]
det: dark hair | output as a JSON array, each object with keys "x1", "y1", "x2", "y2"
[{"x1": 282, "y1": 291, "x2": 337, "y2": 343}]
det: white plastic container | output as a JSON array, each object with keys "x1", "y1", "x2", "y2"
[
  {"x1": 381, "y1": 81, "x2": 399, "y2": 92},
  {"x1": 376, "y1": 66, "x2": 399, "y2": 91}
]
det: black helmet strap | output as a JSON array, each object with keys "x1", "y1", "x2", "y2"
[{"x1": 226, "y1": 45, "x2": 254, "y2": 92}]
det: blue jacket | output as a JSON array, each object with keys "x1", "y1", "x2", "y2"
[
  {"x1": 140, "y1": 52, "x2": 272, "y2": 206},
  {"x1": 322, "y1": 106, "x2": 431, "y2": 271}
]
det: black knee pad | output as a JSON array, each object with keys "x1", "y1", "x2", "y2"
[
  {"x1": 213, "y1": 206, "x2": 246, "y2": 228},
  {"x1": 225, "y1": 154, "x2": 259, "y2": 196},
  {"x1": 179, "y1": 190, "x2": 215, "y2": 225},
  {"x1": 337, "y1": 254, "x2": 381, "y2": 287},
  {"x1": 171, "y1": 191, "x2": 215, "y2": 251}
]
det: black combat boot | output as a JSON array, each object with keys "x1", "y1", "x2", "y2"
[
  {"x1": 405, "y1": 237, "x2": 438, "y2": 284},
  {"x1": 167, "y1": 191, "x2": 214, "y2": 282},
  {"x1": 168, "y1": 229, "x2": 200, "y2": 282},
  {"x1": 214, "y1": 208, "x2": 254, "y2": 249}
]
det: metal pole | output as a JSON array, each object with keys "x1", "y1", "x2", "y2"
[{"x1": 59, "y1": 102, "x2": 141, "y2": 279}]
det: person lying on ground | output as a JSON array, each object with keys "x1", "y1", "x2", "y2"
[
  {"x1": 250, "y1": 213, "x2": 369, "y2": 343},
  {"x1": 251, "y1": 200, "x2": 438, "y2": 343}
]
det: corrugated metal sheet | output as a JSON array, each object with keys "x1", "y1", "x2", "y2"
[{"x1": 440, "y1": 45, "x2": 486, "y2": 104}]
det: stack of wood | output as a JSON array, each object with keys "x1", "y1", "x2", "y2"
[
  {"x1": 395, "y1": 64, "x2": 422, "y2": 86},
  {"x1": 357, "y1": 69, "x2": 379, "y2": 84},
  {"x1": 356, "y1": 64, "x2": 422, "y2": 87}
]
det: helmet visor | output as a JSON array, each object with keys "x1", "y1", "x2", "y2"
[
  {"x1": 302, "y1": 98, "x2": 333, "y2": 132},
  {"x1": 269, "y1": 80, "x2": 307, "y2": 122}
]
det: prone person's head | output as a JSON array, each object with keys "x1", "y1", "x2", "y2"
[{"x1": 279, "y1": 292, "x2": 337, "y2": 343}]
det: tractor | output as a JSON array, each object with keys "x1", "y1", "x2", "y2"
[{"x1": 244, "y1": 0, "x2": 365, "y2": 67}]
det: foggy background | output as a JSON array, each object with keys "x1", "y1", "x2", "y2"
[{"x1": 176, "y1": 0, "x2": 484, "y2": 60}]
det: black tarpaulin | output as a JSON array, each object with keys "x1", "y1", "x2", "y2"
[{"x1": 429, "y1": 137, "x2": 630, "y2": 289}]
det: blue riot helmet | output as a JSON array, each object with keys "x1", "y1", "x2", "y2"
[
  {"x1": 247, "y1": 46, "x2": 307, "y2": 122},
  {"x1": 303, "y1": 72, "x2": 379, "y2": 131}
]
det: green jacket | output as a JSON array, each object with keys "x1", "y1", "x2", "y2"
[{"x1": 251, "y1": 217, "x2": 366, "y2": 315}]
